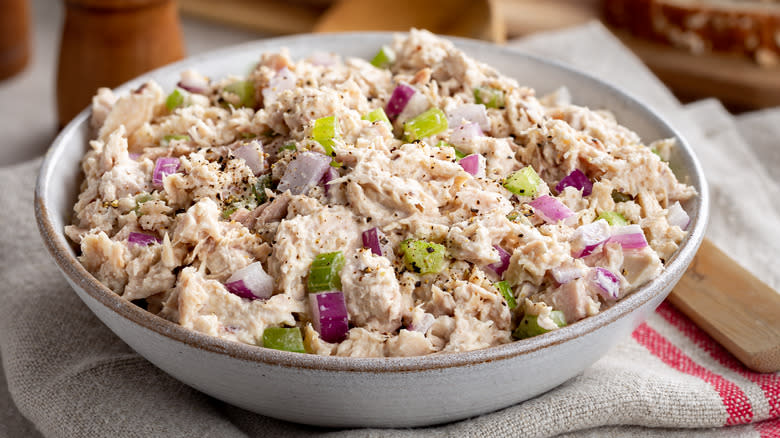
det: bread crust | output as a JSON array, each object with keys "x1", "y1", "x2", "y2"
[{"x1": 604, "y1": 0, "x2": 780, "y2": 66}]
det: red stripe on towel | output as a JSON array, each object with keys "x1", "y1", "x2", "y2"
[
  {"x1": 754, "y1": 417, "x2": 780, "y2": 437},
  {"x1": 657, "y1": 301, "x2": 780, "y2": 418},
  {"x1": 632, "y1": 322, "x2": 754, "y2": 425}
]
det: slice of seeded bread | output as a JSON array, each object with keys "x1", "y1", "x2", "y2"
[{"x1": 604, "y1": 0, "x2": 780, "y2": 66}]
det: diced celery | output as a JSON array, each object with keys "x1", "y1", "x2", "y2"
[
  {"x1": 224, "y1": 80, "x2": 256, "y2": 108},
  {"x1": 503, "y1": 166, "x2": 542, "y2": 197},
  {"x1": 252, "y1": 174, "x2": 272, "y2": 205},
  {"x1": 598, "y1": 211, "x2": 628, "y2": 226},
  {"x1": 280, "y1": 143, "x2": 297, "y2": 152},
  {"x1": 370, "y1": 45, "x2": 396, "y2": 69},
  {"x1": 611, "y1": 190, "x2": 633, "y2": 203},
  {"x1": 474, "y1": 86, "x2": 505, "y2": 109},
  {"x1": 495, "y1": 281, "x2": 517, "y2": 310},
  {"x1": 240, "y1": 132, "x2": 257, "y2": 139},
  {"x1": 222, "y1": 205, "x2": 238, "y2": 219},
  {"x1": 262, "y1": 327, "x2": 305, "y2": 353},
  {"x1": 399, "y1": 239, "x2": 447, "y2": 275},
  {"x1": 404, "y1": 108, "x2": 448, "y2": 142},
  {"x1": 165, "y1": 89, "x2": 184, "y2": 111},
  {"x1": 512, "y1": 311, "x2": 566, "y2": 339},
  {"x1": 362, "y1": 108, "x2": 392, "y2": 128},
  {"x1": 307, "y1": 251, "x2": 345, "y2": 293},
  {"x1": 435, "y1": 140, "x2": 466, "y2": 159},
  {"x1": 161, "y1": 134, "x2": 190, "y2": 147},
  {"x1": 312, "y1": 116, "x2": 340, "y2": 158},
  {"x1": 133, "y1": 193, "x2": 152, "y2": 215}
]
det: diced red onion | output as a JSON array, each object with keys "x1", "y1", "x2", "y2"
[
  {"x1": 667, "y1": 201, "x2": 690, "y2": 230},
  {"x1": 458, "y1": 153, "x2": 485, "y2": 178},
  {"x1": 309, "y1": 291, "x2": 349, "y2": 343},
  {"x1": 408, "y1": 312, "x2": 435, "y2": 333},
  {"x1": 450, "y1": 122, "x2": 483, "y2": 148},
  {"x1": 606, "y1": 225, "x2": 648, "y2": 250},
  {"x1": 555, "y1": 169, "x2": 593, "y2": 196},
  {"x1": 487, "y1": 245, "x2": 511, "y2": 277},
  {"x1": 152, "y1": 157, "x2": 180, "y2": 188},
  {"x1": 129, "y1": 153, "x2": 140, "y2": 161},
  {"x1": 320, "y1": 166, "x2": 338, "y2": 195},
  {"x1": 528, "y1": 195, "x2": 574, "y2": 224},
  {"x1": 446, "y1": 104, "x2": 490, "y2": 131},
  {"x1": 590, "y1": 267, "x2": 621, "y2": 300},
  {"x1": 551, "y1": 262, "x2": 585, "y2": 284},
  {"x1": 385, "y1": 83, "x2": 416, "y2": 120},
  {"x1": 233, "y1": 141, "x2": 264, "y2": 175},
  {"x1": 127, "y1": 232, "x2": 160, "y2": 247},
  {"x1": 177, "y1": 70, "x2": 209, "y2": 94},
  {"x1": 362, "y1": 227, "x2": 392, "y2": 257},
  {"x1": 571, "y1": 219, "x2": 610, "y2": 258},
  {"x1": 277, "y1": 152, "x2": 331, "y2": 196},
  {"x1": 224, "y1": 262, "x2": 274, "y2": 300},
  {"x1": 262, "y1": 67, "x2": 296, "y2": 106},
  {"x1": 397, "y1": 92, "x2": 430, "y2": 123}
]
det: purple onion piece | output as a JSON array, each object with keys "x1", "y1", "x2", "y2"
[
  {"x1": 458, "y1": 153, "x2": 484, "y2": 177},
  {"x1": 233, "y1": 141, "x2": 264, "y2": 175},
  {"x1": 361, "y1": 227, "x2": 389, "y2": 256},
  {"x1": 385, "y1": 83, "x2": 416, "y2": 120},
  {"x1": 555, "y1": 169, "x2": 593, "y2": 197},
  {"x1": 309, "y1": 291, "x2": 349, "y2": 343},
  {"x1": 591, "y1": 267, "x2": 621, "y2": 300},
  {"x1": 177, "y1": 70, "x2": 209, "y2": 94},
  {"x1": 450, "y1": 122, "x2": 483, "y2": 148},
  {"x1": 128, "y1": 232, "x2": 160, "y2": 247},
  {"x1": 262, "y1": 67, "x2": 296, "y2": 106},
  {"x1": 571, "y1": 219, "x2": 610, "y2": 258},
  {"x1": 446, "y1": 104, "x2": 490, "y2": 131},
  {"x1": 551, "y1": 263, "x2": 585, "y2": 284},
  {"x1": 277, "y1": 152, "x2": 331, "y2": 196},
  {"x1": 225, "y1": 262, "x2": 274, "y2": 300},
  {"x1": 487, "y1": 245, "x2": 511, "y2": 277},
  {"x1": 528, "y1": 195, "x2": 574, "y2": 223},
  {"x1": 667, "y1": 201, "x2": 690, "y2": 230},
  {"x1": 152, "y1": 157, "x2": 180, "y2": 188},
  {"x1": 408, "y1": 312, "x2": 435, "y2": 333},
  {"x1": 606, "y1": 233, "x2": 648, "y2": 250},
  {"x1": 320, "y1": 166, "x2": 339, "y2": 195}
]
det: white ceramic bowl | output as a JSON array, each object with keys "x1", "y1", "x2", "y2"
[{"x1": 35, "y1": 33, "x2": 709, "y2": 428}]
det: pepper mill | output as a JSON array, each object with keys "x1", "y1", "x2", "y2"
[
  {"x1": 0, "y1": 0, "x2": 31, "y2": 80},
  {"x1": 57, "y1": 0, "x2": 185, "y2": 128}
]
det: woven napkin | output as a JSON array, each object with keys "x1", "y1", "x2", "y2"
[{"x1": 1, "y1": 22, "x2": 779, "y2": 438}]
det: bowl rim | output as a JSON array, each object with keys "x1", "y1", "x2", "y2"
[{"x1": 34, "y1": 31, "x2": 709, "y2": 373}]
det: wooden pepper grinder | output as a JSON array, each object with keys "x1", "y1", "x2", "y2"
[
  {"x1": 0, "y1": 0, "x2": 31, "y2": 80},
  {"x1": 57, "y1": 0, "x2": 185, "y2": 128}
]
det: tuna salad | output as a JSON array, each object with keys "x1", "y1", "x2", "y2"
[{"x1": 66, "y1": 30, "x2": 696, "y2": 357}]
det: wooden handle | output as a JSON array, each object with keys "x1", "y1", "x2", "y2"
[
  {"x1": 669, "y1": 238, "x2": 780, "y2": 373},
  {"x1": 56, "y1": 0, "x2": 185, "y2": 128},
  {"x1": 0, "y1": 0, "x2": 31, "y2": 80}
]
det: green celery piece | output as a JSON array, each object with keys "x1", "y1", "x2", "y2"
[
  {"x1": 307, "y1": 251, "x2": 345, "y2": 293},
  {"x1": 165, "y1": 89, "x2": 184, "y2": 111},
  {"x1": 252, "y1": 174, "x2": 272, "y2": 205},
  {"x1": 435, "y1": 140, "x2": 466, "y2": 159},
  {"x1": 611, "y1": 190, "x2": 633, "y2": 203},
  {"x1": 404, "y1": 108, "x2": 448, "y2": 142},
  {"x1": 399, "y1": 239, "x2": 447, "y2": 275},
  {"x1": 262, "y1": 327, "x2": 305, "y2": 353},
  {"x1": 280, "y1": 143, "x2": 297, "y2": 152},
  {"x1": 503, "y1": 166, "x2": 542, "y2": 197},
  {"x1": 222, "y1": 205, "x2": 238, "y2": 220},
  {"x1": 133, "y1": 193, "x2": 152, "y2": 215},
  {"x1": 240, "y1": 132, "x2": 257, "y2": 139},
  {"x1": 370, "y1": 45, "x2": 396, "y2": 69},
  {"x1": 495, "y1": 281, "x2": 517, "y2": 310},
  {"x1": 512, "y1": 311, "x2": 567, "y2": 339},
  {"x1": 224, "y1": 80, "x2": 257, "y2": 108},
  {"x1": 362, "y1": 108, "x2": 392, "y2": 128},
  {"x1": 474, "y1": 86, "x2": 505, "y2": 109},
  {"x1": 312, "y1": 116, "x2": 339, "y2": 158},
  {"x1": 161, "y1": 134, "x2": 190, "y2": 147},
  {"x1": 597, "y1": 211, "x2": 628, "y2": 226}
]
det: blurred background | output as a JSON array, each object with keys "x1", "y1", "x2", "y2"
[{"x1": 1, "y1": 0, "x2": 778, "y2": 165}]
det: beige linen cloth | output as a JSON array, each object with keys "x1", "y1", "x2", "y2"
[{"x1": 1, "y1": 22, "x2": 779, "y2": 437}]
